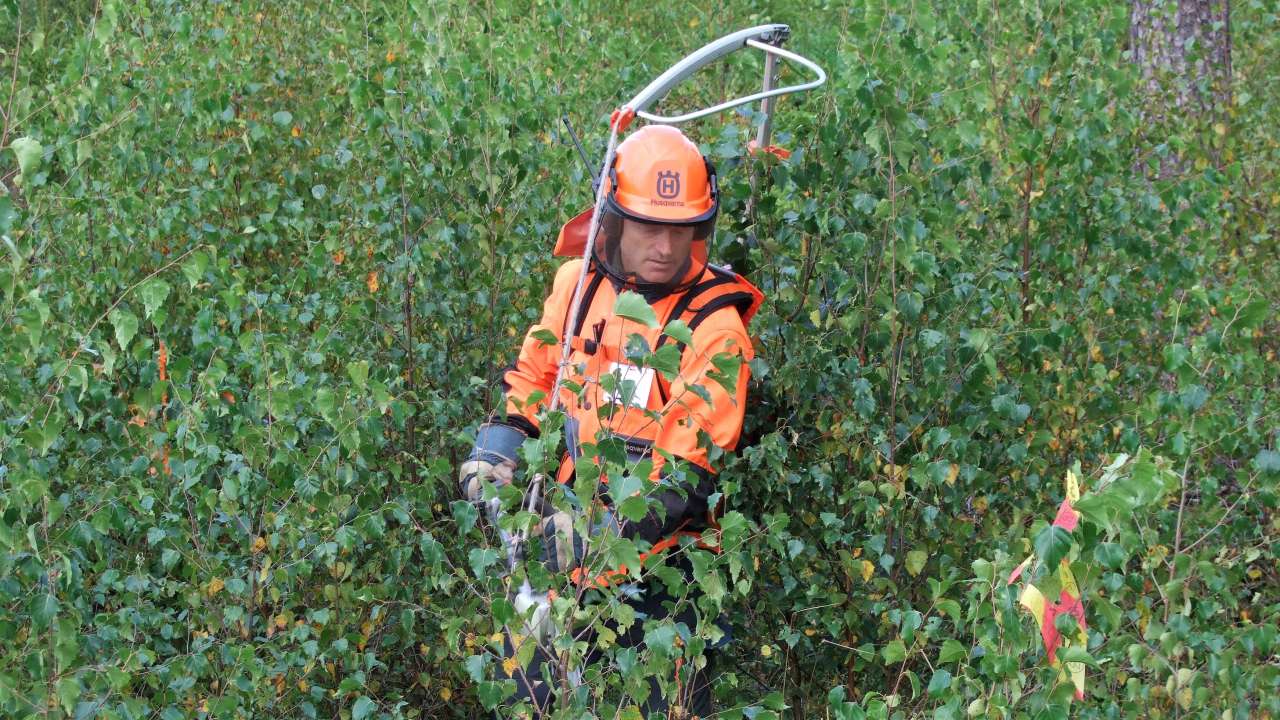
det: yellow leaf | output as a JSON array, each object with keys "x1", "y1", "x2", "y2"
[
  {"x1": 440, "y1": 687, "x2": 452, "y2": 701},
  {"x1": 1176, "y1": 685, "x2": 1193, "y2": 711},
  {"x1": 510, "y1": 632, "x2": 527, "y2": 653},
  {"x1": 291, "y1": 125, "x2": 301, "y2": 138},
  {"x1": 596, "y1": 624, "x2": 616, "y2": 649},
  {"x1": 1064, "y1": 469, "x2": 1080, "y2": 504},
  {"x1": 946, "y1": 463, "x2": 959, "y2": 486},
  {"x1": 502, "y1": 657, "x2": 518, "y2": 677},
  {"x1": 1058, "y1": 561, "x2": 1082, "y2": 599},
  {"x1": 861, "y1": 559, "x2": 875, "y2": 582},
  {"x1": 1066, "y1": 659, "x2": 1087, "y2": 699},
  {"x1": 252, "y1": 535, "x2": 267, "y2": 554},
  {"x1": 1213, "y1": 122, "x2": 1227, "y2": 136},
  {"x1": 760, "y1": 644, "x2": 773, "y2": 658},
  {"x1": 1018, "y1": 584, "x2": 1047, "y2": 627},
  {"x1": 386, "y1": 50, "x2": 396, "y2": 63},
  {"x1": 366, "y1": 271, "x2": 380, "y2": 293}
]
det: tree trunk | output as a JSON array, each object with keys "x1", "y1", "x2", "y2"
[{"x1": 1129, "y1": 0, "x2": 1232, "y2": 175}]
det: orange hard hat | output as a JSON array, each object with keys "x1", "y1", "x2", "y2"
[
  {"x1": 554, "y1": 126, "x2": 719, "y2": 291},
  {"x1": 604, "y1": 125, "x2": 718, "y2": 225}
]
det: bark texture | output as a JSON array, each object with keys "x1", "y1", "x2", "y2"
[{"x1": 1130, "y1": 0, "x2": 1233, "y2": 174}]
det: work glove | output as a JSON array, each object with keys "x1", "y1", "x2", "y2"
[
  {"x1": 536, "y1": 509, "x2": 585, "y2": 573},
  {"x1": 458, "y1": 456, "x2": 516, "y2": 503},
  {"x1": 615, "y1": 465, "x2": 717, "y2": 545},
  {"x1": 458, "y1": 422, "x2": 528, "y2": 503},
  {"x1": 536, "y1": 505, "x2": 620, "y2": 573}
]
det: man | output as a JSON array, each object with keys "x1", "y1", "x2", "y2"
[{"x1": 459, "y1": 125, "x2": 763, "y2": 716}]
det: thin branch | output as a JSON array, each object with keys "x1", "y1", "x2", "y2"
[
  {"x1": 28, "y1": 244, "x2": 204, "y2": 426},
  {"x1": 1182, "y1": 472, "x2": 1259, "y2": 554}
]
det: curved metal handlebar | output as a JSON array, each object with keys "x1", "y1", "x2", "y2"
[{"x1": 622, "y1": 24, "x2": 827, "y2": 126}]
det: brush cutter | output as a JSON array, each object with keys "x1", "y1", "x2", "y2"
[{"x1": 501, "y1": 21, "x2": 826, "y2": 661}]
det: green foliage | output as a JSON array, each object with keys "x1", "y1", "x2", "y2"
[
  {"x1": 613, "y1": 290, "x2": 659, "y2": 328},
  {"x1": 0, "y1": 0, "x2": 1277, "y2": 718}
]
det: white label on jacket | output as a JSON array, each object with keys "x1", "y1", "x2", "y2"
[{"x1": 602, "y1": 362, "x2": 654, "y2": 409}]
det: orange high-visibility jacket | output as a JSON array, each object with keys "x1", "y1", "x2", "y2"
[{"x1": 502, "y1": 256, "x2": 763, "y2": 564}]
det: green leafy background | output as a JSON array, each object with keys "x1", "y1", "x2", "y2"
[{"x1": 1, "y1": 0, "x2": 1276, "y2": 718}]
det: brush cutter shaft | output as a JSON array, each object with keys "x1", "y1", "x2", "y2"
[
  {"x1": 628, "y1": 26, "x2": 827, "y2": 125},
  {"x1": 510, "y1": 123, "x2": 622, "y2": 555},
  {"x1": 756, "y1": 50, "x2": 781, "y2": 148}
]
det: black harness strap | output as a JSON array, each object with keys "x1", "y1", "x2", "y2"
[
  {"x1": 654, "y1": 269, "x2": 737, "y2": 352},
  {"x1": 653, "y1": 271, "x2": 730, "y2": 405},
  {"x1": 678, "y1": 291, "x2": 757, "y2": 353},
  {"x1": 569, "y1": 271, "x2": 607, "y2": 353},
  {"x1": 654, "y1": 277, "x2": 755, "y2": 405}
]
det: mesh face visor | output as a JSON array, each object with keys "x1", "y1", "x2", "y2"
[
  {"x1": 592, "y1": 158, "x2": 719, "y2": 294},
  {"x1": 593, "y1": 203, "x2": 713, "y2": 295},
  {"x1": 603, "y1": 196, "x2": 717, "y2": 241}
]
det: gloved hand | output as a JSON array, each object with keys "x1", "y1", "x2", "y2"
[
  {"x1": 458, "y1": 421, "x2": 527, "y2": 503},
  {"x1": 536, "y1": 504, "x2": 622, "y2": 573},
  {"x1": 536, "y1": 509, "x2": 585, "y2": 573},
  {"x1": 457, "y1": 456, "x2": 516, "y2": 503}
]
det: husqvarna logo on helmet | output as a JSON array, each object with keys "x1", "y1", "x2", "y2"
[{"x1": 655, "y1": 170, "x2": 681, "y2": 200}]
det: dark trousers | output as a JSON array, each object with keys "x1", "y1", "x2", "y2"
[{"x1": 498, "y1": 562, "x2": 714, "y2": 718}]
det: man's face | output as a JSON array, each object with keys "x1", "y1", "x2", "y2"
[{"x1": 618, "y1": 219, "x2": 695, "y2": 284}]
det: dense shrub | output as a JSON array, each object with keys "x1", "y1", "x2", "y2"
[{"x1": 1, "y1": 1, "x2": 1276, "y2": 718}]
